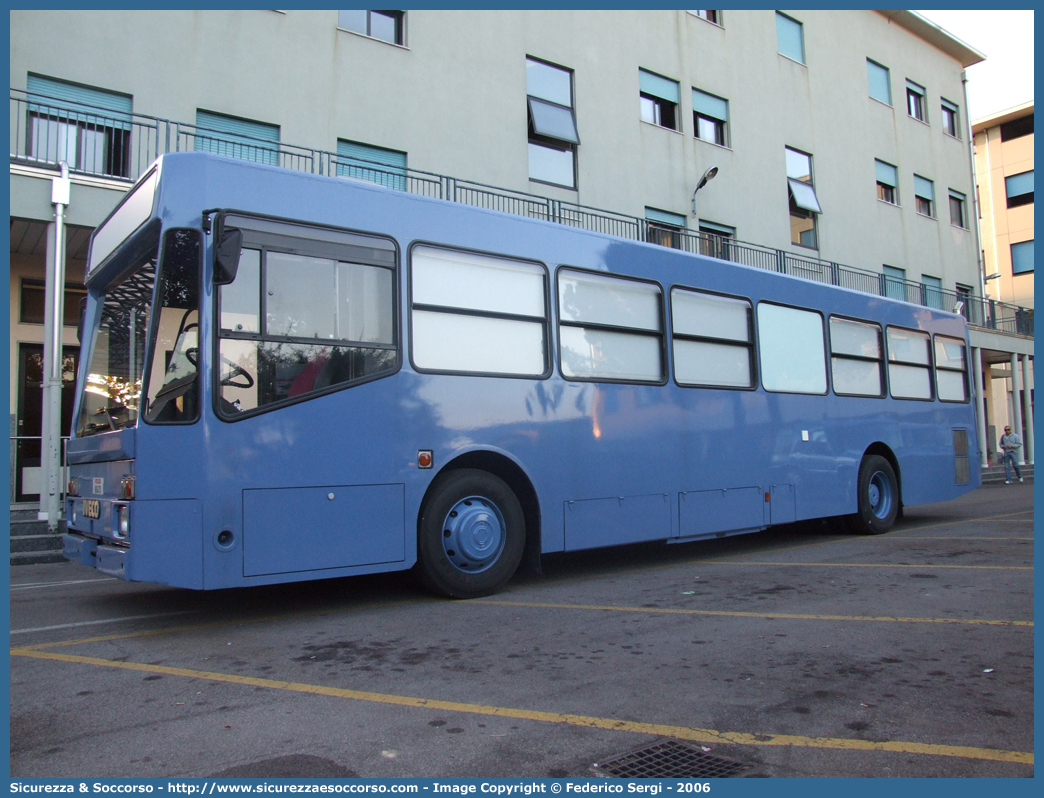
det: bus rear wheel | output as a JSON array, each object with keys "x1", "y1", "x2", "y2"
[
  {"x1": 849, "y1": 454, "x2": 899, "y2": 535},
  {"x1": 416, "y1": 469, "x2": 525, "y2": 599}
]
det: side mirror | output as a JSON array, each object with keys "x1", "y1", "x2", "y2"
[{"x1": 213, "y1": 215, "x2": 243, "y2": 286}]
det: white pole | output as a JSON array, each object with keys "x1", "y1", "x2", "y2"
[{"x1": 39, "y1": 163, "x2": 70, "y2": 532}]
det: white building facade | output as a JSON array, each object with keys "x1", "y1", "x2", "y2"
[{"x1": 8, "y1": 9, "x2": 1033, "y2": 506}]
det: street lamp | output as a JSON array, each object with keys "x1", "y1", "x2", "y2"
[{"x1": 692, "y1": 166, "x2": 718, "y2": 216}]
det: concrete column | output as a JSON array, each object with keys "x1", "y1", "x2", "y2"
[
  {"x1": 1020, "y1": 355, "x2": 1034, "y2": 465},
  {"x1": 1010, "y1": 353, "x2": 1024, "y2": 465},
  {"x1": 972, "y1": 347, "x2": 988, "y2": 467}
]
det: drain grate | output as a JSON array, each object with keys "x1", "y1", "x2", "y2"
[{"x1": 594, "y1": 739, "x2": 748, "y2": 779}]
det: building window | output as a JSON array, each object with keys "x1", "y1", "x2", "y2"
[
  {"x1": 955, "y1": 283, "x2": 973, "y2": 321},
  {"x1": 914, "y1": 175, "x2": 935, "y2": 217},
  {"x1": 786, "y1": 147, "x2": 821, "y2": 249},
  {"x1": 692, "y1": 89, "x2": 729, "y2": 147},
  {"x1": 645, "y1": 208, "x2": 687, "y2": 249},
  {"x1": 941, "y1": 99, "x2": 960, "y2": 138},
  {"x1": 775, "y1": 12, "x2": 805, "y2": 64},
  {"x1": 1005, "y1": 170, "x2": 1033, "y2": 208},
  {"x1": 906, "y1": 80, "x2": 927, "y2": 122},
  {"x1": 25, "y1": 74, "x2": 132, "y2": 178},
  {"x1": 337, "y1": 140, "x2": 407, "y2": 191},
  {"x1": 639, "y1": 69, "x2": 680, "y2": 131},
  {"x1": 689, "y1": 10, "x2": 721, "y2": 25},
  {"x1": 195, "y1": 110, "x2": 280, "y2": 166},
  {"x1": 672, "y1": 288, "x2": 754, "y2": 389},
  {"x1": 948, "y1": 190, "x2": 967, "y2": 228},
  {"x1": 866, "y1": 59, "x2": 891, "y2": 105},
  {"x1": 698, "y1": 220, "x2": 736, "y2": 260},
  {"x1": 527, "y1": 57, "x2": 579, "y2": 189},
  {"x1": 1011, "y1": 240, "x2": 1034, "y2": 274},
  {"x1": 921, "y1": 275, "x2": 943, "y2": 310},
  {"x1": 1000, "y1": 114, "x2": 1034, "y2": 141},
  {"x1": 875, "y1": 160, "x2": 898, "y2": 204},
  {"x1": 19, "y1": 279, "x2": 87, "y2": 326},
  {"x1": 882, "y1": 265, "x2": 907, "y2": 302},
  {"x1": 338, "y1": 10, "x2": 405, "y2": 45},
  {"x1": 1000, "y1": 114, "x2": 1033, "y2": 141}
]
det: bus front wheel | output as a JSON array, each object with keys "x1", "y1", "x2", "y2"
[
  {"x1": 849, "y1": 455, "x2": 899, "y2": 535},
  {"x1": 416, "y1": 469, "x2": 525, "y2": 599}
]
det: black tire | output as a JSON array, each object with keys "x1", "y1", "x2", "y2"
[
  {"x1": 848, "y1": 454, "x2": 899, "y2": 535},
  {"x1": 416, "y1": 469, "x2": 525, "y2": 599}
]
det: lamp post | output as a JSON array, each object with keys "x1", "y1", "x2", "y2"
[{"x1": 691, "y1": 166, "x2": 718, "y2": 216}]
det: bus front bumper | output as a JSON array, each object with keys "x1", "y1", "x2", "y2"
[{"x1": 62, "y1": 533, "x2": 130, "y2": 580}]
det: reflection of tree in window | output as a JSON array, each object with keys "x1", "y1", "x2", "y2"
[{"x1": 217, "y1": 231, "x2": 396, "y2": 418}]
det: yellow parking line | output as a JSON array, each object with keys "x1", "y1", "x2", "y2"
[
  {"x1": 474, "y1": 600, "x2": 1032, "y2": 627},
  {"x1": 9, "y1": 646, "x2": 1032, "y2": 766}
]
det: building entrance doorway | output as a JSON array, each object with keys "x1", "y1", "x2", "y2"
[{"x1": 15, "y1": 343, "x2": 78, "y2": 503}]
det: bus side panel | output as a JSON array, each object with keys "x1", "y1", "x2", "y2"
[
  {"x1": 242, "y1": 484, "x2": 405, "y2": 576},
  {"x1": 126, "y1": 499, "x2": 203, "y2": 589},
  {"x1": 563, "y1": 493, "x2": 672, "y2": 551}
]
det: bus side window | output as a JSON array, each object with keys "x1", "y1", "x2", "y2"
[
  {"x1": 934, "y1": 335, "x2": 969, "y2": 402},
  {"x1": 410, "y1": 246, "x2": 548, "y2": 377},
  {"x1": 829, "y1": 316, "x2": 884, "y2": 397},
  {"x1": 886, "y1": 327, "x2": 933, "y2": 400},
  {"x1": 144, "y1": 229, "x2": 202, "y2": 424},
  {"x1": 756, "y1": 302, "x2": 827, "y2": 394},
  {"x1": 217, "y1": 235, "x2": 396, "y2": 419},
  {"x1": 558, "y1": 268, "x2": 664, "y2": 383},
  {"x1": 671, "y1": 287, "x2": 754, "y2": 388}
]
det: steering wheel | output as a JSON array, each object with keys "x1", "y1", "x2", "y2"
[{"x1": 221, "y1": 361, "x2": 255, "y2": 389}]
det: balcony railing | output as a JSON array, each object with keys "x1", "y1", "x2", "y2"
[{"x1": 11, "y1": 89, "x2": 1033, "y2": 339}]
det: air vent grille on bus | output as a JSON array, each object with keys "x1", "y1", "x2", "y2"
[{"x1": 953, "y1": 429, "x2": 970, "y2": 485}]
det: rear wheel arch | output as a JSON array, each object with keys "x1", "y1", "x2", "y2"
[{"x1": 862, "y1": 442, "x2": 902, "y2": 509}]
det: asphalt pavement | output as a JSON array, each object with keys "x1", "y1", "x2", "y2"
[{"x1": 8, "y1": 482, "x2": 1034, "y2": 778}]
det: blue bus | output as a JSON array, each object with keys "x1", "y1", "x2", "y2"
[{"x1": 63, "y1": 153, "x2": 979, "y2": 598}]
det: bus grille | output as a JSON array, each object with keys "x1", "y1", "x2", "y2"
[{"x1": 953, "y1": 429, "x2": 970, "y2": 484}]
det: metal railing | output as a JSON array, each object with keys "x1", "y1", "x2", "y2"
[{"x1": 10, "y1": 89, "x2": 1033, "y2": 338}]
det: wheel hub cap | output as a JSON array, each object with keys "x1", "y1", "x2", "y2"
[
  {"x1": 442, "y1": 496, "x2": 506, "y2": 573},
  {"x1": 868, "y1": 471, "x2": 893, "y2": 519}
]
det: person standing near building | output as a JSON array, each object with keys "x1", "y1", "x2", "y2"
[{"x1": 999, "y1": 425, "x2": 1024, "y2": 484}]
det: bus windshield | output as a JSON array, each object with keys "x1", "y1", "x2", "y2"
[
  {"x1": 76, "y1": 227, "x2": 202, "y2": 436},
  {"x1": 76, "y1": 242, "x2": 159, "y2": 437}
]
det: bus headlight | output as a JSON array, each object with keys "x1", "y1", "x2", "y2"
[
  {"x1": 67, "y1": 478, "x2": 79, "y2": 496},
  {"x1": 115, "y1": 504, "x2": 130, "y2": 539}
]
